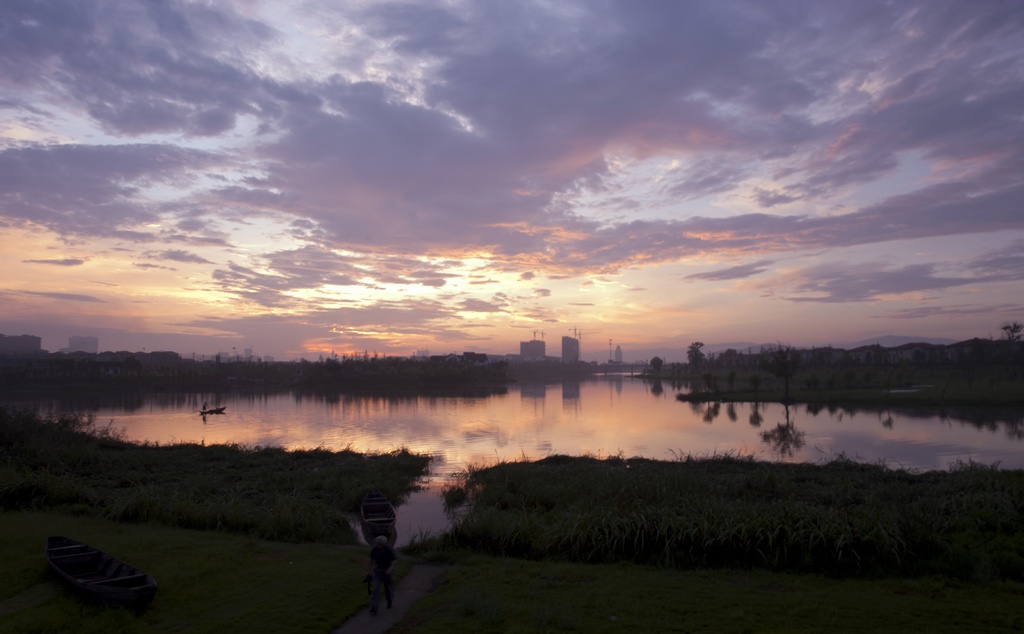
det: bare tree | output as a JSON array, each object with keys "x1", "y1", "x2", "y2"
[{"x1": 1001, "y1": 321, "x2": 1023, "y2": 343}]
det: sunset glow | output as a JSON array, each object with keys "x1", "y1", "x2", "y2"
[{"x1": 2, "y1": 1, "x2": 1022, "y2": 360}]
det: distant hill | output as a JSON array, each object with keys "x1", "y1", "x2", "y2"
[{"x1": 839, "y1": 335, "x2": 958, "y2": 349}]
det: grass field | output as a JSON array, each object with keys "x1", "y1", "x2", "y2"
[
  {"x1": 1, "y1": 510, "x2": 388, "y2": 633},
  {"x1": 4, "y1": 511, "x2": 1023, "y2": 633},
  {"x1": 401, "y1": 556, "x2": 1024, "y2": 633}
]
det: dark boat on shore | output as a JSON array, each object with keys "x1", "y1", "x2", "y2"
[
  {"x1": 45, "y1": 536, "x2": 158, "y2": 608},
  {"x1": 360, "y1": 490, "x2": 397, "y2": 543},
  {"x1": 199, "y1": 406, "x2": 226, "y2": 415}
]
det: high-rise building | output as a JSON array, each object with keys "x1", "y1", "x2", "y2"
[
  {"x1": 520, "y1": 339, "x2": 546, "y2": 361},
  {"x1": 614, "y1": 345, "x2": 623, "y2": 364},
  {"x1": 67, "y1": 335, "x2": 99, "y2": 354},
  {"x1": 0, "y1": 334, "x2": 42, "y2": 354},
  {"x1": 561, "y1": 336, "x2": 580, "y2": 363}
]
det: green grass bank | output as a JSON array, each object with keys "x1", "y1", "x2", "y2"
[{"x1": 4, "y1": 511, "x2": 1023, "y2": 633}]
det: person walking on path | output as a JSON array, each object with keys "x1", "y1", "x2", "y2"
[
  {"x1": 332, "y1": 563, "x2": 447, "y2": 633},
  {"x1": 367, "y1": 535, "x2": 396, "y2": 615}
]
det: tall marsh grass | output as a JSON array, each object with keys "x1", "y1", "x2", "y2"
[
  {"x1": 442, "y1": 453, "x2": 1024, "y2": 580},
  {"x1": 0, "y1": 407, "x2": 431, "y2": 543}
]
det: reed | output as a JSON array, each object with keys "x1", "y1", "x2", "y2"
[
  {"x1": 0, "y1": 407, "x2": 431, "y2": 543},
  {"x1": 442, "y1": 453, "x2": 1024, "y2": 580}
]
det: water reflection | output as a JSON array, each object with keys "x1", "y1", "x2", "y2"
[
  {"x1": 749, "y1": 403, "x2": 764, "y2": 427},
  {"x1": 5, "y1": 379, "x2": 1023, "y2": 475},
  {"x1": 682, "y1": 396, "x2": 1024, "y2": 441},
  {"x1": 760, "y1": 404, "x2": 806, "y2": 457}
]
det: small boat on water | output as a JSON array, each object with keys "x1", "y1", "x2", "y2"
[
  {"x1": 200, "y1": 406, "x2": 226, "y2": 415},
  {"x1": 45, "y1": 536, "x2": 158, "y2": 608},
  {"x1": 360, "y1": 490, "x2": 397, "y2": 543}
]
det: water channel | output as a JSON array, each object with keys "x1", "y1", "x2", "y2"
[{"x1": 7, "y1": 377, "x2": 1023, "y2": 545}]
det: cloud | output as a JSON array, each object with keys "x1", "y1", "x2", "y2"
[
  {"x1": 0, "y1": 1, "x2": 277, "y2": 137},
  {"x1": 3, "y1": 0, "x2": 1023, "y2": 356},
  {"x1": 885, "y1": 303, "x2": 1024, "y2": 320},
  {"x1": 135, "y1": 263, "x2": 175, "y2": 271},
  {"x1": 22, "y1": 258, "x2": 86, "y2": 266},
  {"x1": 4, "y1": 0, "x2": 1021, "y2": 276},
  {"x1": 459, "y1": 298, "x2": 506, "y2": 313},
  {"x1": 753, "y1": 188, "x2": 801, "y2": 208},
  {"x1": 0, "y1": 143, "x2": 223, "y2": 238},
  {"x1": 779, "y1": 262, "x2": 989, "y2": 304},
  {"x1": 144, "y1": 250, "x2": 213, "y2": 265},
  {"x1": 969, "y1": 240, "x2": 1024, "y2": 278},
  {"x1": 20, "y1": 290, "x2": 105, "y2": 303},
  {"x1": 665, "y1": 158, "x2": 753, "y2": 201},
  {"x1": 687, "y1": 260, "x2": 774, "y2": 282}
]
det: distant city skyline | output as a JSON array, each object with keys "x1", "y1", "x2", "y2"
[
  {"x1": 0, "y1": 326, "x2": 972, "y2": 365},
  {"x1": 2, "y1": 2, "x2": 1022, "y2": 362}
]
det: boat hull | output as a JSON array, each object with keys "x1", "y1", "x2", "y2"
[
  {"x1": 45, "y1": 536, "x2": 158, "y2": 608},
  {"x1": 360, "y1": 490, "x2": 397, "y2": 543}
]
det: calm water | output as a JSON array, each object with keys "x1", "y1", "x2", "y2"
[{"x1": 7, "y1": 377, "x2": 1023, "y2": 543}]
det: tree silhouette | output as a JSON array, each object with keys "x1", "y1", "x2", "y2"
[
  {"x1": 761, "y1": 343, "x2": 801, "y2": 402},
  {"x1": 650, "y1": 356, "x2": 664, "y2": 373},
  {"x1": 749, "y1": 373, "x2": 762, "y2": 401},
  {"x1": 687, "y1": 342, "x2": 706, "y2": 367},
  {"x1": 1001, "y1": 321, "x2": 1023, "y2": 343}
]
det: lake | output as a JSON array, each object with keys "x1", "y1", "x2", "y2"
[{"x1": 6, "y1": 376, "x2": 1023, "y2": 544}]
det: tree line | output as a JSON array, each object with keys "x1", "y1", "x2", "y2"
[{"x1": 645, "y1": 321, "x2": 1024, "y2": 403}]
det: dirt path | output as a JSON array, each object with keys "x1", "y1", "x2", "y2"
[{"x1": 331, "y1": 564, "x2": 446, "y2": 633}]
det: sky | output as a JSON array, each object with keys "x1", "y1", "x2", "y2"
[{"x1": 1, "y1": 0, "x2": 1023, "y2": 361}]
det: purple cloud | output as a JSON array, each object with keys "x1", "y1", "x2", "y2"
[
  {"x1": 2, "y1": 0, "x2": 1022, "y2": 356},
  {"x1": 22, "y1": 258, "x2": 86, "y2": 266},
  {"x1": 687, "y1": 261, "x2": 774, "y2": 282},
  {"x1": 145, "y1": 250, "x2": 213, "y2": 265}
]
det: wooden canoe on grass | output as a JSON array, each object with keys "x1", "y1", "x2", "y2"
[
  {"x1": 45, "y1": 536, "x2": 157, "y2": 608},
  {"x1": 360, "y1": 490, "x2": 397, "y2": 542}
]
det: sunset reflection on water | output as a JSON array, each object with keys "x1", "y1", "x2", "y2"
[{"x1": 12, "y1": 377, "x2": 1023, "y2": 474}]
